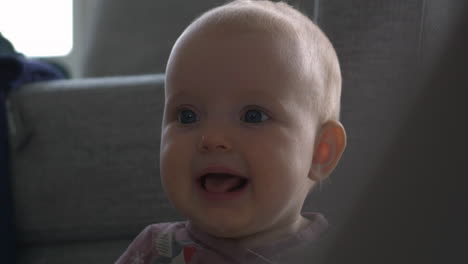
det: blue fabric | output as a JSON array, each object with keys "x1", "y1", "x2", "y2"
[
  {"x1": 0, "y1": 54, "x2": 66, "y2": 263},
  {"x1": 0, "y1": 55, "x2": 67, "y2": 92}
]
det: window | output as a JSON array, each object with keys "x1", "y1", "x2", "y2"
[{"x1": 0, "y1": 0, "x2": 73, "y2": 57}]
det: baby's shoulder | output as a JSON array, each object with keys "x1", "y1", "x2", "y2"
[
  {"x1": 144, "y1": 221, "x2": 196, "y2": 245},
  {"x1": 140, "y1": 221, "x2": 192, "y2": 246},
  {"x1": 144, "y1": 221, "x2": 199, "y2": 262},
  {"x1": 115, "y1": 221, "x2": 195, "y2": 264}
]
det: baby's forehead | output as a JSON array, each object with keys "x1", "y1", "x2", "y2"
[
  {"x1": 183, "y1": 2, "x2": 328, "y2": 81},
  {"x1": 166, "y1": 1, "x2": 334, "y2": 103},
  {"x1": 189, "y1": 2, "x2": 322, "y2": 49}
]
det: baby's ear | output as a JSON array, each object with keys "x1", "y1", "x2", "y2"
[{"x1": 309, "y1": 120, "x2": 347, "y2": 181}]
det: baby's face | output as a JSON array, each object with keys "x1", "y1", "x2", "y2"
[{"x1": 161, "y1": 26, "x2": 320, "y2": 240}]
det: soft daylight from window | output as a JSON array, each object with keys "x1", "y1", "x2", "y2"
[{"x1": 0, "y1": 0, "x2": 73, "y2": 57}]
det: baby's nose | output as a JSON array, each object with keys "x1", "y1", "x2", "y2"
[{"x1": 198, "y1": 134, "x2": 232, "y2": 153}]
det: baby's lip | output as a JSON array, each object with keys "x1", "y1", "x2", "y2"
[{"x1": 196, "y1": 166, "x2": 248, "y2": 181}]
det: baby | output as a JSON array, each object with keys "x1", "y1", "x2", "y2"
[{"x1": 116, "y1": 0, "x2": 346, "y2": 263}]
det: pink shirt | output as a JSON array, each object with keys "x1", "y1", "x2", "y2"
[{"x1": 115, "y1": 212, "x2": 327, "y2": 264}]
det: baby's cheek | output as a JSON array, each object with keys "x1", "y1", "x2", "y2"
[
  {"x1": 161, "y1": 149, "x2": 184, "y2": 179},
  {"x1": 160, "y1": 147, "x2": 190, "y2": 207},
  {"x1": 160, "y1": 140, "x2": 187, "y2": 185},
  {"x1": 260, "y1": 141, "x2": 307, "y2": 182}
]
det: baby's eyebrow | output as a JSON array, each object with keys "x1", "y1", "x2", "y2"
[{"x1": 165, "y1": 90, "x2": 197, "y2": 104}]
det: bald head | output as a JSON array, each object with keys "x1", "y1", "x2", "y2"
[{"x1": 166, "y1": 0, "x2": 342, "y2": 125}]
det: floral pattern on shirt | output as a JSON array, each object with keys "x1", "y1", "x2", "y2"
[{"x1": 152, "y1": 230, "x2": 200, "y2": 264}]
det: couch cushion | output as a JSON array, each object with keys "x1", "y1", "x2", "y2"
[
  {"x1": 17, "y1": 239, "x2": 132, "y2": 264},
  {"x1": 9, "y1": 74, "x2": 184, "y2": 245}
]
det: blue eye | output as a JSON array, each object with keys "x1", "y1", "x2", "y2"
[
  {"x1": 242, "y1": 109, "x2": 269, "y2": 123},
  {"x1": 178, "y1": 109, "x2": 198, "y2": 124}
]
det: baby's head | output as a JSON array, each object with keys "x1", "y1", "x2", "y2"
[{"x1": 160, "y1": 0, "x2": 346, "y2": 247}]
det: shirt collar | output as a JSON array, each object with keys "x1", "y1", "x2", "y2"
[{"x1": 185, "y1": 212, "x2": 328, "y2": 263}]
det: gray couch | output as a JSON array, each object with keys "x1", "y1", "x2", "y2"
[{"x1": 9, "y1": 74, "x2": 185, "y2": 263}]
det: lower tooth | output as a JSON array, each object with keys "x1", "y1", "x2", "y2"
[{"x1": 228, "y1": 180, "x2": 247, "y2": 192}]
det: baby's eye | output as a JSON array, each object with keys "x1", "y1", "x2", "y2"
[
  {"x1": 178, "y1": 109, "x2": 199, "y2": 124},
  {"x1": 242, "y1": 109, "x2": 269, "y2": 123}
]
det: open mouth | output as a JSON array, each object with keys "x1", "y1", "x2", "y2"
[{"x1": 199, "y1": 173, "x2": 249, "y2": 193}]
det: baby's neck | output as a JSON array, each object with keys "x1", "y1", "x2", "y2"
[{"x1": 236, "y1": 215, "x2": 312, "y2": 249}]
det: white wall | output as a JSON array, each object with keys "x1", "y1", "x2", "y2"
[{"x1": 47, "y1": 0, "x2": 101, "y2": 78}]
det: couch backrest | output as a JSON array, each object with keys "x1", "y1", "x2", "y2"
[{"x1": 9, "y1": 74, "x2": 184, "y2": 246}]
